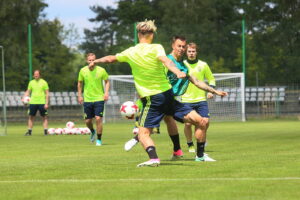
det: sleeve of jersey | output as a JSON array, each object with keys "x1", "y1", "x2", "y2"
[
  {"x1": 205, "y1": 65, "x2": 216, "y2": 86},
  {"x1": 78, "y1": 69, "x2": 83, "y2": 81},
  {"x1": 115, "y1": 49, "x2": 129, "y2": 62},
  {"x1": 155, "y1": 44, "x2": 166, "y2": 57},
  {"x1": 102, "y1": 69, "x2": 109, "y2": 80},
  {"x1": 44, "y1": 81, "x2": 49, "y2": 90},
  {"x1": 27, "y1": 82, "x2": 32, "y2": 91}
]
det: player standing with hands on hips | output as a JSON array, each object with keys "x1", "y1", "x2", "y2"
[
  {"x1": 78, "y1": 53, "x2": 110, "y2": 146},
  {"x1": 23, "y1": 70, "x2": 49, "y2": 136}
]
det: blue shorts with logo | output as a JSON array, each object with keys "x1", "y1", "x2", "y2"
[
  {"x1": 139, "y1": 89, "x2": 193, "y2": 128},
  {"x1": 183, "y1": 101, "x2": 210, "y2": 118},
  {"x1": 28, "y1": 104, "x2": 48, "y2": 117},
  {"x1": 83, "y1": 101, "x2": 105, "y2": 119}
]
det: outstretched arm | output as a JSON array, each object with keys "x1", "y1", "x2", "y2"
[
  {"x1": 90, "y1": 55, "x2": 117, "y2": 67},
  {"x1": 158, "y1": 56, "x2": 186, "y2": 79},
  {"x1": 188, "y1": 75, "x2": 227, "y2": 97}
]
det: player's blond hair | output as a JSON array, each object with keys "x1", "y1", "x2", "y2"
[
  {"x1": 136, "y1": 19, "x2": 157, "y2": 34},
  {"x1": 187, "y1": 42, "x2": 198, "y2": 51}
]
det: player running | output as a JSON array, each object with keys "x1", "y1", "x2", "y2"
[
  {"x1": 78, "y1": 53, "x2": 110, "y2": 146},
  {"x1": 90, "y1": 20, "x2": 224, "y2": 167}
]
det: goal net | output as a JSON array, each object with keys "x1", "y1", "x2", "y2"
[{"x1": 104, "y1": 73, "x2": 245, "y2": 123}]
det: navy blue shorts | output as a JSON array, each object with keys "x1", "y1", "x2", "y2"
[
  {"x1": 183, "y1": 101, "x2": 210, "y2": 118},
  {"x1": 139, "y1": 89, "x2": 193, "y2": 128},
  {"x1": 83, "y1": 101, "x2": 105, "y2": 119},
  {"x1": 28, "y1": 104, "x2": 48, "y2": 117}
]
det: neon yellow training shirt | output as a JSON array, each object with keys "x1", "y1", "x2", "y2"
[
  {"x1": 78, "y1": 66, "x2": 109, "y2": 102},
  {"x1": 116, "y1": 43, "x2": 172, "y2": 97},
  {"x1": 27, "y1": 79, "x2": 49, "y2": 104},
  {"x1": 181, "y1": 60, "x2": 216, "y2": 103}
]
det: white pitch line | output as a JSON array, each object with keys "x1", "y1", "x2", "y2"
[{"x1": 0, "y1": 177, "x2": 300, "y2": 183}]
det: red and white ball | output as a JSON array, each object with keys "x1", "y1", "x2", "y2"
[
  {"x1": 55, "y1": 128, "x2": 63, "y2": 135},
  {"x1": 120, "y1": 101, "x2": 139, "y2": 119},
  {"x1": 48, "y1": 128, "x2": 56, "y2": 135},
  {"x1": 66, "y1": 121, "x2": 75, "y2": 129},
  {"x1": 22, "y1": 96, "x2": 31, "y2": 104}
]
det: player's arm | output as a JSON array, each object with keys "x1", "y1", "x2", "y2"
[
  {"x1": 44, "y1": 89, "x2": 49, "y2": 109},
  {"x1": 158, "y1": 56, "x2": 186, "y2": 78},
  {"x1": 188, "y1": 75, "x2": 227, "y2": 97},
  {"x1": 77, "y1": 81, "x2": 84, "y2": 104},
  {"x1": 104, "y1": 80, "x2": 110, "y2": 101},
  {"x1": 205, "y1": 66, "x2": 216, "y2": 99},
  {"x1": 91, "y1": 55, "x2": 117, "y2": 67},
  {"x1": 23, "y1": 89, "x2": 31, "y2": 99}
]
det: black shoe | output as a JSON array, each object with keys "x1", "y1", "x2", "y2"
[
  {"x1": 44, "y1": 132, "x2": 48, "y2": 136},
  {"x1": 24, "y1": 131, "x2": 32, "y2": 136}
]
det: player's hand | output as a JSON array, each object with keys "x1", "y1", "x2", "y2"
[
  {"x1": 215, "y1": 91, "x2": 228, "y2": 97},
  {"x1": 176, "y1": 71, "x2": 186, "y2": 79},
  {"x1": 78, "y1": 96, "x2": 84, "y2": 104},
  {"x1": 44, "y1": 104, "x2": 49, "y2": 109},
  {"x1": 207, "y1": 92, "x2": 214, "y2": 99},
  {"x1": 104, "y1": 94, "x2": 109, "y2": 101},
  {"x1": 88, "y1": 61, "x2": 95, "y2": 68}
]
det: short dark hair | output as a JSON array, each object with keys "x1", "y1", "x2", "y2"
[{"x1": 172, "y1": 35, "x2": 186, "y2": 44}]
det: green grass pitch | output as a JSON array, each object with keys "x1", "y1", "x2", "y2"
[{"x1": 0, "y1": 120, "x2": 299, "y2": 200}]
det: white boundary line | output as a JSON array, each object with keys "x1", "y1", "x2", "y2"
[{"x1": 1, "y1": 177, "x2": 300, "y2": 183}]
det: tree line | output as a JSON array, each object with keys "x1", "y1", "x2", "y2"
[{"x1": 0, "y1": 0, "x2": 299, "y2": 91}]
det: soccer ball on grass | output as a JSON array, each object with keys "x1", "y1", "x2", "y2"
[{"x1": 66, "y1": 121, "x2": 75, "y2": 129}]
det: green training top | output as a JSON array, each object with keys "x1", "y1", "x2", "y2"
[
  {"x1": 78, "y1": 66, "x2": 109, "y2": 102},
  {"x1": 27, "y1": 78, "x2": 49, "y2": 104},
  {"x1": 182, "y1": 60, "x2": 216, "y2": 103},
  {"x1": 116, "y1": 43, "x2": 172, "y2": 97}
]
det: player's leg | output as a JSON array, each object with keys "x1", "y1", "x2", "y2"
[
  {"x1": 95, "y1": 116, "x2": 103, "y2": 146},
  {"x1": 124, "y1": 115, "x2": 140, "y2": 151},
  {"x1": 39, "y1": 104, "x2": 48, "y2": 135},
  {"x1": 164, "y1": 115, "x2": 183, "y2": 160},
  {"x1": 192, "y1": 101, "x2": 214, "y2": 161},
  {"x1": 25, "y1": 104, "x2": 38, "y2": 136},
  {"x1": 83, "y1": 102, "x2": 95, "y2": 142},
  {"x1": 137, "y1": 126, "x2": 160, "y2": 167},
  {"x1": 184, "y1": 111, "x2": 215, "y2": 161},
  {"x1": 184, "y1": 122, "x2": 195, "y2": 153},
  {"x1": 124, "y1": 134, "x2": 139, "y2": 151},
  {"x1": 136, "y1": 91, "x2": 168, "y2": 167},
  {"x1": 94, "y1": 101, "x2": 105, "y2": 146}
]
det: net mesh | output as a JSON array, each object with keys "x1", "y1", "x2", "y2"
[{"x1": 104, "y1": 73, "x2": 245, "y2": 123}]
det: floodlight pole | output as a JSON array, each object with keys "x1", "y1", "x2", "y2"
[{"x1": 0, "y1": 46, "x2": 7, "y2": 135}]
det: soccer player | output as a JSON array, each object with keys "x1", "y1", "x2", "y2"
[
  {"x1": 78, "y1": 53, "x2": 110, "y2": 146},
  {"x1": 23, "y1": 70, "x2": 49, "y2": 136},
  {"x1": 165, "y1": 36, "x2": 227, "y2": 162},
  {"x1": 182, "y1": 42, "x2": 215, "y2": 154},
  {"x1": 90, "y1": 20, "x2": 221, "y2": 167}
]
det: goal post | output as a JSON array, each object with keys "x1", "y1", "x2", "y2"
[
  {"x1": 105, "y1": 73, "x2": 245, "y2": 123},
  {"x1": 0, "y1": 45, "x2": 7, "y2": 136}
]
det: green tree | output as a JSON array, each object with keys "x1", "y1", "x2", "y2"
[{"x1": 0, "y1": 0, "x2": 78, "y2": 91}]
